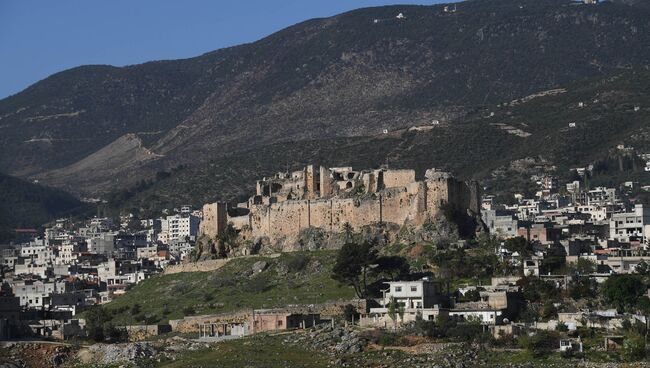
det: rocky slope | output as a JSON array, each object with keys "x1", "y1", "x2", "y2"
[
  {"x1": 107, "y1": 69, "x2": 650, "y2": 214},
  {"x1": 1, "y1": 0, "x2": 650, "y2": 195}
]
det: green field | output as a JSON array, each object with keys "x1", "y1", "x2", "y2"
[
  {"x1": 103, "y1": 250, "x2": 355, "y2": 325},
  {"x1": 153, "y1": 334, "x2": 330, "y2": 368}
]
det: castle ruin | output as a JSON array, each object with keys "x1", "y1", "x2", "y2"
[{"x1": 200, "y1": 166, "x2": 480, "y2": 247}]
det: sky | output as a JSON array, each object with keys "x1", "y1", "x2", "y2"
[{"x1": 0, "y1": 0, "x2": 448, "y2": 99}]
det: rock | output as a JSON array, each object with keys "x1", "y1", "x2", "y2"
[{"x1": 251, "y1": 261, "x2": 268, "y2": 274}]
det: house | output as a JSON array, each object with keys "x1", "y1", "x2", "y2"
[
  {"x1": 448, "y1": 307, "x2": 504, "y2": 325},
  {"x1": 482, "y1": 210, "x2": 519, "y2": 238},
  {"x1": 361, "y1": 279, "x2": 448, "y2": 327},
  {"x1": 524, "y1": 258, "x2": 541, "y2": 277},
  {"x1": 609, "y1": 204, "x2": 650, "y2": 243},
  {"x1": 560, "y1": 338, "x2": 583, "y2": 352},
  {"x1": 249, "y1": 310, "x2": 319, "y2": 333},
  {"x1": 518, "y1": 223, "x2": 561, "y2": 244}
]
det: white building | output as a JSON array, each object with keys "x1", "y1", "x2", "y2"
[
  {"x1": 362, "y1": 279, "x2": 446, "y2": 327},
  {"x1": 12, "y1": 280, "x2": 65, "y2": 308},
  {"x1": 609, "y1": 205, "x2": 650, "y2": 243},
  {"x1": 160, "y1": 214, "x2": 199, "y2": 244}
]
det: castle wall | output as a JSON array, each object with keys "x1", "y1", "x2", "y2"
[
  {"x1": 381, "y1": 169, "x2": 416, "y2": 189},
  {"x1": 319, "y1": 166, "x2": 332, "y2": 198},
  {"x1": 229, "y1": 215, "x2": 250, "y2": 230},
  {"x1": 304, "y1": 165, "x2": 317, "y2": 200},
  {"x1": 225, "y1": 167, "x2": 478, "y2": 246},
  {"x1": 200, "y1": 202, "x2": 228, "y2": 238}
]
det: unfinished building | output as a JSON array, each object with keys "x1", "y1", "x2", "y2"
[{"x1": 200, "y1": 165, "x2": 480, "y2": 247}]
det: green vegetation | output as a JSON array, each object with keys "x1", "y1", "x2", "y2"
[
  {"x1": 100, "y1": 251, "x2": 354, "y2": 325},
  {"x1": 153, "y1": 334, "x2": 330, "y2": 368},
  {"x1": 601, "y1": 275, "x2": 647, "y2": 313}
]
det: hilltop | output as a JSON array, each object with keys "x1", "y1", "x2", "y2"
[{"x1": 1, "y1": 0, "x2": 649, "y2": 196}]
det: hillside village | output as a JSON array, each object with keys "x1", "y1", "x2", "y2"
[{"x1": 2, "y1": 160, "x2": 650, "y2": 365}]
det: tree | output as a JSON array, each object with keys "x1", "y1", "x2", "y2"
[
  {"x1": 85, "y1": 306, "x2": 111, "y2": 342},
  {"x1": 387, "y1": 296, "x2": 399, "y2": 330},
  {"x1": 519, "y1": 330, "x2": 559, "y2": 357},
  {"x1": 567, "y1": 258, "x2": 596, "y2": 276},
  {"x1": 602, "y1": 275, "x2": 647, "y2": 312},
  {"x1": 127, "y1": 216, "x2": 143, "y2": 232},
  {"x1": 541, "y1": 301, "x2": 558, "y2": 320},
  {"x1": 331, "y1": 241, "x2": 378, "y2": 298},
  {"x1": 342, "y1": 304, "x2": 359, "y2": 323},
  {"x1": 635, "y1": 260, "x2": 650, "y2": 277},
  {"x1": 342, "y1": 222, "x2": 354, "y2": 243},
  {"x1": 569, "y1": 277, "x2": 597, "y2": 300},
  {"x1": 373, "y1": 256, "x2": 410, "y2": 280},
  {"x1": 517, "y1": 276, "x2": 560, "y2": 303},
  {"x1": 504, "y1": 237, "x2": 532, "y2": 258},
  {"x1": 622, "y1": 334, "x2": 647, "y2": 362},
  {"x1": 635, "y1": 296, "x2": 650, "y2": 347}
]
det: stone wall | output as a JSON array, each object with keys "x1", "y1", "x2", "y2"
[
  {"x1": 169, "y1": 300, "x2": 369, "y2": 333},
  {"x1": 244, "y1": 176, "x2": 476, "y2": 245},
  {"x1": 199, "y1": 202, "x2": 227, "y2": 238},
  {"x1": 164, "y1": 259, "x2": 231, "y2": 274},
  {"x1": 206, "y1": 167, "x2": 480, "y2": 249},
  {"x1": 121, "y1": 324, "x2": 171, "y2": 342},
  {"x1": 381, "y1": 169, "x2": 416, "y2": 190}
]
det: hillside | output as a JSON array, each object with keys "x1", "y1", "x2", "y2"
[
  {"x1": 105, "y1": 69, "x2": 650, "y2": 215},
  {"x1": 1, "y1": 0, "x2": 650, "y2": 195},
  {"x1": 101, "y1": 251, "x2": 354, "y2": 325},
  {"x1": 0, "y1": 173, "x2": 87, "y2": 242}
]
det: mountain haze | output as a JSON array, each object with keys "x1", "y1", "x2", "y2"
[{"x1": 1, "y1": 0, "x2": 649, "y2": 196}]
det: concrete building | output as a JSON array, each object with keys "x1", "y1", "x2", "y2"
[
  {"x1": 609, "y1": 205, "x2": 650, "y2": 243},
  {"x1": 362, "y1": 279, "x2": 448, "y2": 327},
  {"x1": 250, "y1": 310, "x2": 320, "y2": 333},
  {"x1": 482, "y1": 209, "x2": 519, "y2": 238},
  {"x1": 161, "y1": 215, "x2": 199, "y2": 244}
]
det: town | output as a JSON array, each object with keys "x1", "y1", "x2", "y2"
[{"x1": 2, "y1": 161, "x2": 650, "y2": 365}]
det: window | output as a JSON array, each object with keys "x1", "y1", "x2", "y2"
[
  {"x1": 410, "y1": 286, "x2": 417, "y2": 292},
  {"x1": 395, "y1": 286, "x2": 402, "y2": 292},
  {"x1": 277, "y1": 320, "x2": 283, "y2": 327}
]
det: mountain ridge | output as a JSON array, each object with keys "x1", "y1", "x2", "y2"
[{"x1": 1, "y1": 0, "x2": 649, "y2": 195}]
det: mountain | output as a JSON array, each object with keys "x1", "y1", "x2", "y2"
[
  {"x1": 0, "y1": 173, "x2": 87, "y2": 242},
  {"x1": 107, "y1": 69, "x2": 650, "y2": 215},
  {"x1": 1, "y1": 0, "x2": 650, "y2": 196}
]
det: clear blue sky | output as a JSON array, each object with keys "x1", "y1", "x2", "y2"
[{"x1": 0, "y1": 0, "x2": 449, "y2": 99}]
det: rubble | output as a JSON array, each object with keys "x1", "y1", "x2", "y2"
[
  {"x1": 85, "y1": 342, "x2": 158, "y2": 364},
  {"x1": 77, "y1": 336, "x2": 211, "y2": 365},
  {"x1": 285, "y1": 325, "x2": 366, "y2": 355}
]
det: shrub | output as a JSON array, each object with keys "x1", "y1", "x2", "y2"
[
  {"x1": 286, "y1": 254, "x2": 310, "y2": 273},
  {"x1": 144, "y1": 314, "x2": 160, "y2": 325},
  {"x1": 171, "y1": 283, "x2": 190, "y2": 294},
  {"x1": 182, "y1": 306, "x2": 196, "y2": 316},
  {"x1": 519, "y1": 331, "x2": 559, "y2": 357},
  {"x1": 622, "y1": 334, "x2": 647, "y2": 362},
  {"x1": 246, "y1": 275, "x2": 271, "y2": 293}
]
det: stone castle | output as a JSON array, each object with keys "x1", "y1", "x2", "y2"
[{"x1": 200, "y1": 165, "x2": 480, "y2": 247}]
